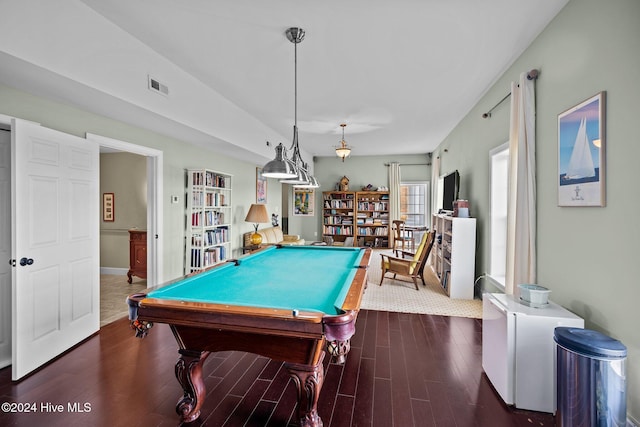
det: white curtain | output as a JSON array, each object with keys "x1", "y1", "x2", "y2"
[
  {"x1": 505, "y1": 72, "x2": 536, "y2": 295},
  {"x1": 431, "y1": 155, "x2": 441, "y2": 218},
  {"x1": 389, "y1": 162, "x2": 401, "y2": 246}
]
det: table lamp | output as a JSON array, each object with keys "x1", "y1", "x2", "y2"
[{"x1": 245, "y1": 203, "x2": 269, "y2": 245}]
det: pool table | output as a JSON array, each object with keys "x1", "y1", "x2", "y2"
[{"x1": 127, "y1": 244, "x2": 371, "y2": 426}]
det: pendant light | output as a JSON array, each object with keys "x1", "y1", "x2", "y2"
[
  {"x1": 263, "y1": 27, "x2": 319, "y2": 187},
  {"x1": 335, "y1": 123, "x2": 352, "y2": 162},
  {"x1": 261, "y1": 142, "x2": 298, "y2": 179},
  {"x1": 294, "y1": 162, "x2": 320, "y2": 188}
]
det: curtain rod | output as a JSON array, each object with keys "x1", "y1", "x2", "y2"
[
  {"x1": 384, "y1": 163, "x2": 431, "y2": 167},
  {"x1": 482, "y1": 69, "x2": 539, "y2": 119}
]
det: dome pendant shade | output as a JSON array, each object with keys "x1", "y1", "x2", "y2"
[
  {"x1": 285, "y1": 27, "x2": 305, "y2": 44},
  {"x1": 335, "y1": 141, "x2": 351, "y2": 162},
  {"x1": 296, "y1": 174, "x2": 320, "y2": 188},
  {"x1": 335, "y1": 123, "x2": 352, "y2": 161},
  {"x1": 262, "y1": 143, "x2": 298, "y2": 179},
  {"x1": 280, "y1": 168, "x2": 309, "y2": 185}
]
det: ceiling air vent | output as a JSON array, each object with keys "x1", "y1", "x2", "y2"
[{"x1": 148, "y1": 75, "x2": 169, "y2": 96}]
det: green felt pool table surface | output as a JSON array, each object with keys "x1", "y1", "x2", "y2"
[{"x1": 147, "y1": 245, "x2": 366, "y2": 315}]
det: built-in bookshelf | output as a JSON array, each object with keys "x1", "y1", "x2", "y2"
[
  {"x1": 322, "y1": 191, "x2": 355, "y2": 245},
  {"x1": 355, "y1": 191, "x2": 389, "y2": 248},
  {"x1": 185, "y1": 169, "x2": 232, "y2": 274},
  {"x1": 430, "y1": 213, "x2": 476, "y2": 299}
]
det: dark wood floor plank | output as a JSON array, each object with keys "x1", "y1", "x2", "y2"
[
  {"x1": 223, "y1": 377, "x2": 270, "y2": 426},
  {"x1": 352, "y1": 357, "x2": 376, "y2": 426},
  {"x1": 361, "y1": 311, "x2": 378, "y2": 359},
  {"x1": 411, "y1": 397, "x2": 436, "y2": 427},
  {"x1": 329, "y1": 394, "x2": 355, "y2": 427},
  {"x1": 389, "y1": 329, "x2": 414, "y2": 427},
  {"x1": 350, "y1": 309, "x2": 367, "y2": 349},
  {"x1": 245, "y1": 399, "x2": 277, "y2": 427},
  {"x1": 337, "y1": 346, "x2": 361, "y2": 397},
  {"x1": 373, "y1": 378, "x2": 393, "y2": 427},
  {"x1": 264, "y1": 380, "x2": 296, "y2": 427},
  {"x1": 374, "y1": 345, "x2": 391, "y2": 380},
  {"x1": 229, "y1": 355, "x2": 269, "y2": 397},
  {"x1": 0, "y1": 310, "x2": 555, "y2": 427},
  {"x1": 376, "y1": 310, "x2": 390, "y2": 347}
]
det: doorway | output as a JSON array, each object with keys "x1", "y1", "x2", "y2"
[
  {"x1": 0, "y1": 119, "x2": 163, "y2": 375},
  {"x1": 99, "y1": 150, "x2": 148, "y2": 325},
  {"x1": 87, "y1": 133, "x2": 164, "y2": 326}
]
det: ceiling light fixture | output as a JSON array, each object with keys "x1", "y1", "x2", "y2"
[
  {"x1": 335, "y1": 123, "x2": 352, "y2": 162},
  {"x1": 262, "y1": 27, "x2": 319, "y2": 188}
]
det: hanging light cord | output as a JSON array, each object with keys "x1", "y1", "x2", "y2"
[
  {"x1": 294, "y1": 36, "x2": 297, "y2": 132},
  {"x1": 289, "y1": 34, "x2": 301, "y2": 161}
]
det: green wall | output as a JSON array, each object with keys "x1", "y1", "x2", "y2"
[{"x1": 434, "y1": 0, "x2": 639, "y2": 419}]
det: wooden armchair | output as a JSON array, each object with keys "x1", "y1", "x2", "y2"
[{"x1": 379, "y1": 230, "x2": 435, "y2": 290}]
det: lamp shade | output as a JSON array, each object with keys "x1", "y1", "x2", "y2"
[
  {"x1": 262, "y1": 143, "x2": 298, "y2": 179},
  {"x1": 245, "y1": 203, "x2": 270, "y2": 224},
  {"x1": 336, "y1": 144, "x2": 351, "y2": 161},
  {"x1": 280, "y1": 164, "x2": 310, "y2": 185},
  {"x1": 245, "y1": 203, "x2": 270, "y2": 245},
  {"x1": 295, "y1": 174, "x2": 319, "y2": 188},
  {"x1": 335, "y1": 123, "x2": 351, "y2": 161}
]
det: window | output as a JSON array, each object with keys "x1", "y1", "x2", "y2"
[
  {"x1": 400, "y1": 182, "x2": 429, "y2": 227},
  {"x1": 489, "y1": 142, "x2": 509, "y2": 288}
]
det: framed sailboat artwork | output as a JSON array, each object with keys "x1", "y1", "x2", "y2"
[{"x1": 558, "y1": 92, "x2": 606, "y2": 206}]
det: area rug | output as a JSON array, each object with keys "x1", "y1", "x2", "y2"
[{"x1": 361, "y1": 250, "x2": 483, "y2": 319}]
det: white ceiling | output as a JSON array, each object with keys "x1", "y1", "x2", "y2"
[{"x1": 5, "y1": 1, "x2": 569, "y2": 160}]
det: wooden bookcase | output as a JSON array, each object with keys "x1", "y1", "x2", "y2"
[
  {"x1": 322, "y1": 191, "x2": 390, "y2": 248},
  {"x1": 430, "y1": 213, "x2": 476, "y2": 299},
  {"x1": 355, "y1": 191, "x2": 389, "y2": 248},
  {"x1": 185, "y1": 169, "x2": 232, "y2": 274},
  {"x1": 322, "y1": 191, "x2": 355, "y2": 245}
]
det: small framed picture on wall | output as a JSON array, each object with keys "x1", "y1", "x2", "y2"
[
  {"x1": 103, "y1": 193, "x2": 114, "y2": 222},
  {"x1": 293, "y1": 187, "x2": 314, "y2": 216},
  {"x1": 256, "y1": 167, "x2": 267, "y2": 204}
]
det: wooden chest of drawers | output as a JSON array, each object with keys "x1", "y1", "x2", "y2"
[{"x1": 127, "y1": 230, "x2": 147, "y2": 283}]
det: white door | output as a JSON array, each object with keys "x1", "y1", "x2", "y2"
[
  {"x1": 0, "y1": 129, "x2": 11, "y2": 368},
  {"x1": 11, "y1": 118, "x2": 99, "y2": 380}
]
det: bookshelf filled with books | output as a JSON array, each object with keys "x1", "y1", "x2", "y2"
[
  {"x1": 322, "y1": 191, "x2": 390, "y2": 247},
  {"x1": 355, "y1": 191, "x2": 389, "y2": 248},
  {"x1": 322, "y1": 191, "x2": 355, "y2": 246},
  {"x1": 430, "y1": 213, "x2": 476, "y2": 299},
  {"x1": 185, "y1": 169, "x2": 232, "y2": 273}
]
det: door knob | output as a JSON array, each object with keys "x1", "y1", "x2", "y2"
[{"x1": 19, "y1": 257, "x2": 34, "y2": 266}]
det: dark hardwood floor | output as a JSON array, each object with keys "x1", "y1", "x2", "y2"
[{"x1": 0, "y1": 310, "x2": 555, "y2": 426}]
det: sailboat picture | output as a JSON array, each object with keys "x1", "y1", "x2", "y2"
[{"x1": 558, "y1": 92, "x2": 606, "y2": 206}]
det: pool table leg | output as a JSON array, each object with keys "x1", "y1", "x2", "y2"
[
  {"x1": 174, "y1": 349, "x2": 210, "y2": 422},
  {"x1": 285, "y1": 352, "x2": 325, "y2": 427},
  {"x1": 327, "y1": 339, "x2": 351, "y2": 364}
]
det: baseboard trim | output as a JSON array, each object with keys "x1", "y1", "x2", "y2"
[{"x1": 100, "y1": 267, "x2": 128, "y2": 276}]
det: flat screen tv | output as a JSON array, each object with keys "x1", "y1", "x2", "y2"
[{"x1": 440, "y1": 170, "x2": 459, "y2": 212}]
